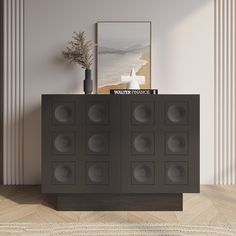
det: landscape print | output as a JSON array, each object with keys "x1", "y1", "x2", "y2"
[{"x1": 97, "y1": 22, "x2": 151, "y2": 94}]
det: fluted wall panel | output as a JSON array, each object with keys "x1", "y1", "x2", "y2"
[
  {"x1": 3, "y1": 0, "x2": 24, "y2": 185},
  {"x1": 215, "y1": 0, "x2": 236, "y2": 184}
]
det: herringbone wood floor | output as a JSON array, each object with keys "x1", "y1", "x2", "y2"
[{"x1": 0, "y1": 185, "x2": 236, "y2": 226}]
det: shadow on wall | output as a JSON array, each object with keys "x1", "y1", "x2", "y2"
[
  {"x1": 155, "y1": 0, "x2": 211, "y2": 92},
  {"x1": 51, "y1": 54, "x2": 84, "y2": 94},
  {"x1": 156, "y1": 0, "x2": 208, "y2": 29},
  {"x1": 24, "y1": 106, "x2": 42, "y2": 184}
]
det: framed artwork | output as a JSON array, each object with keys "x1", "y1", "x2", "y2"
[{"x1": 96, "y1": 21, "x2": 151, "y2": 94}]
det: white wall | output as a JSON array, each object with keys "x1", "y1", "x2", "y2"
[{"x1": 24, "y1": 0, "x2": 214, "y2": 184}]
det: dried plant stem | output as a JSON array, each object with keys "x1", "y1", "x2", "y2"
[{"x1": 63, "y1": 31, "x2": 93, "y2": 69}]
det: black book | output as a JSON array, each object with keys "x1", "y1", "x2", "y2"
[{"x1": 110, "y1": 89, "x2": 158, "y2": 95}]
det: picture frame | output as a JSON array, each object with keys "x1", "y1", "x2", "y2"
[{"x1": 96, "y1": 21, "x2": 152, "y2": 94}]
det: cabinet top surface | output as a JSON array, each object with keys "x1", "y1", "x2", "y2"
[{"x1": 42, "y1": 94, "x2": 200, "y2": 97}]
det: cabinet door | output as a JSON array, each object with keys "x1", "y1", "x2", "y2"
[
  {"x1": 42, "y1": 95, "x2": 121, "y2": 194},
  {"x1": 121, "y1": 95, "x2": 162, "y2": 193},
  {"x1": 121, "y1": 95, "x2": 199, "y2": 193},
  {"x1": 42, "y1": 95, "x2": 79, "y2": 193},
  {"x1": 158, "y1": 95, "x2": 199, "y2": 193},
  {"x1": 78, "y1": 95, "x2": 121, "y2": 193}
]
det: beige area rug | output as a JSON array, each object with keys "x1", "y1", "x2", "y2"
[{"x1": 0, "y1": 223, "x2": 235, "y2": 236}]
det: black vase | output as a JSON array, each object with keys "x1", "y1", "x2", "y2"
[{"x1": 83, "y1": 69, "x2": 93, "y2": 95}]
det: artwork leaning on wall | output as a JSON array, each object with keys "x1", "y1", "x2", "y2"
[{"x1": 97, "y1": 21, "x2": 151, "y2": 94}]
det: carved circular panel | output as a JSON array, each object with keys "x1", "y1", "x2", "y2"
[
  {"x1": 88, "y1": 164, "x2": 104, "y2": 183},
  {"x1": 133, "y1": 104, "x2": 152, "y2": 123},
  {"x1": 88, "y1": 134, "x2": 107, "y2": 153},
  {"x1": 167, "y1": 165, "x2": 186, "y2": 183},
  {"x1": 133, "y1": 164, "x2": 152, "y2": 183},
  {"x1": 54, "y1": 135, "x2": 73, "y2": 153},
  {"x1": 54, "y1": 165, "x2": 72, "y2": 183},
  {"x1": 88, "y1": 104, "x2": 107, "y2": 123},
  {"x1": 133, "y1": 134, "x2": 153, "y2": 153},
  {"x1": 167, "y1": 105, "x2": 186, "y2": 123},
  {"x1": 54, "y1": 105, "x2": 72, "y2": 123},
  {"x1": 167, "y1": 135, "x2": 186, "y2": 153}
]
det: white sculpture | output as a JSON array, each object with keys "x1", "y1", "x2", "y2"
[{"x1": 121, "y1": 68, "x2": 145, "y2": 89}]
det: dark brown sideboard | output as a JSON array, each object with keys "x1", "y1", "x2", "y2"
[{"x1": 42, "y1": 94, "x2": 199, "y2": 211}]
